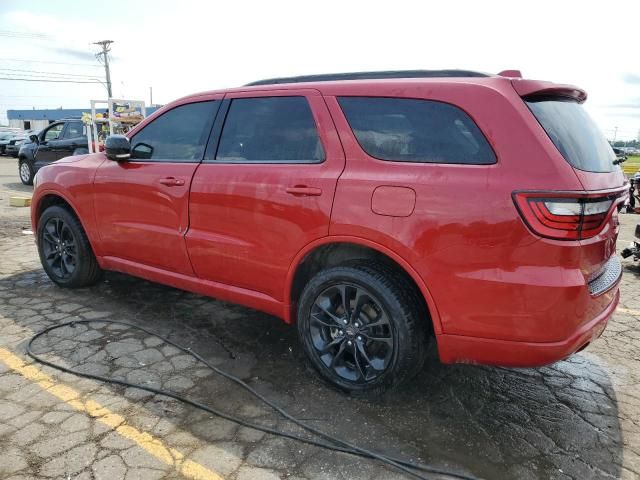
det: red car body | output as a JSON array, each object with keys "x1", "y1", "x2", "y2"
[{"x1": 31, "y1": 73, "x2": 626, "y2": 368}]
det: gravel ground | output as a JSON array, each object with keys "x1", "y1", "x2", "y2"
[{"x1": 0, "y1": 156, "x2": 638, "y2": 480}]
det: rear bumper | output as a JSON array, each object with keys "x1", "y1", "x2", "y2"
[{"x1": 437, "y1": 288, "x2": 619, "y2": 367}]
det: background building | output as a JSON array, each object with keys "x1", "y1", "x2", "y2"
[{"x1": 6, "y1": 107, "x2": 161, "y2": 131}]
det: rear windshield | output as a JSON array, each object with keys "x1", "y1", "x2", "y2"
[{"x1": 526, "y1": 98, "x2": 616, "y2": 173}]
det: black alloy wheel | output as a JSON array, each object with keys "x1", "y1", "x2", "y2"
[
  {"x1": 309, "y1": 283, "x2": 393, "y2": 383},
  {"x1": 298, "y1": 263, "x2": 428, "y2": 394},
  {"x1": 41, "y1": 217, "x2": 77, "y2": 280},
  {"x1": 37, "y1": 205, "x2": 103, "y2": 288}
]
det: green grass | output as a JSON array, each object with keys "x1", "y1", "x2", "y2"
[{"x1": 622, "y1": 155, "x2": 640, "y2": 175}]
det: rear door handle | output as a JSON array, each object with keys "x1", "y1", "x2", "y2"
[
  {"x1": 285, "y1": 186, "x2": 322, "y2": 196},
  {"x1": 159, "y1": 177, "x2": 185, "y2": 186}
]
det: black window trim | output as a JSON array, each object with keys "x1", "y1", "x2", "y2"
[
  {"x1": 128, "y1": 99, "x2": 221, "y2": 164},
  {"x1": 203, "y1": 95, "x2": 326, "y2": 165},
  {"x1": 337, "y1": 95, "x2": 498, "y2": 166}
]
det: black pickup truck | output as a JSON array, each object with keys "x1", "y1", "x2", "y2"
[{"x1": 18, "y1": 118, "x2": 89, "y2": 185}]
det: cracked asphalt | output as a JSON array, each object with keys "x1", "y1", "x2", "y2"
[{"x1": 0, "y1": 156, "x2": 639, "y2": 480}]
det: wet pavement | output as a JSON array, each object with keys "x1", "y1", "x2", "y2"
[{"x1": 0, "y1": 156, "x2": 638, "y2": 480}]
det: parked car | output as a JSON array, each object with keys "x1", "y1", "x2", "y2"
[
  {"x1": 0, "y1": 132, "x2": 15, "y2": 155},
  {"x1": 4, "y1": 130, "x2": 35, "y2": 157},
  {"x1": 18, "y1": 119, "x2": 88, "y2": 185},
  {"x1": 30, "y1": 70, "x2": 625, "y2": 394},
  {"x1": 612, "y1": 147, "x2": 627, "y2": 165}
]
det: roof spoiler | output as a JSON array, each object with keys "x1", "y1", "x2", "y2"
[{"x1": 511, "y1": 79, "x2": 587, "y2": 103}]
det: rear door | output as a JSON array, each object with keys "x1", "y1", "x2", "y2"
[
  {"x1": 94, "y1": 97, "x2": 221, "y2": 275},
  {"x1": 186, "y1": 89, "x2": 345, "y2": 301}
]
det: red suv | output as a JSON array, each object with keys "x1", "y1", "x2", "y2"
[{"x1": 31, "y1": 70, "x2": 626, "y2": 393}]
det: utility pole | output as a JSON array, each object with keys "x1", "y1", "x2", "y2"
[
  {"x1": 93, "y1": 40, "x2": 114, "y2": 98},
  {"x1": 613, "y1": 126, "x2": 618, "y2": 143},
  {"x1": 149, "y1": 86, "x2": 153, "y2": 106}
]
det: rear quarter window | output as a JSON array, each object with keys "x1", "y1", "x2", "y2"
[
  {"x1": 526, "y1": 98, "x2": 616, "y2": 173},
  {"x1": 338, "y1": 97, "x2": 496, "y2": 165}
]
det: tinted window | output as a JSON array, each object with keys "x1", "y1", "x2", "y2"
[
  {"x1": 44, "y1": 123, "x2": 64, "y2": 141},
  {"x1": 63, "y1": 121, "x2": 84, "y2": 139},
  {"x1": 131, "y1": 101, "x2": 217, "y2": 161},
  {"x1": 338, "y1": 97, "x2": 496, "y2": 164},
  {"x1": 216, "y1": 97, "x2": 324, "y2": 163},
  {"x1": 526, "y1": 98, "x2": 615, "y2": 173}
]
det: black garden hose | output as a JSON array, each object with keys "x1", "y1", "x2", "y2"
[{"x1": 27, "y1": 319, "x2": 479, "y2": 480}]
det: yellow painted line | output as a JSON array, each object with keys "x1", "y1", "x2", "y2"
[
  {"x1": 0, "y1": 348, "x2": 224, "y2": 480},
  {"x1": 616, "y1": 307, "x2": 640, "y2": 316}
]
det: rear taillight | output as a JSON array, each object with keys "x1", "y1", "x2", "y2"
[{"x1": 513, "y1": 191, "x2": 618, "y2": 240}]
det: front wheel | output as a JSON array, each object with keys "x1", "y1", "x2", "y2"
[
  {"x1": 37, "y1": 205, "x2": 103, "y2": 288},
  {"x1": 297, "y1": 263, "x2": 429, "y2": 395},
  {"x1": 18, "y1": 159, "x2": 34, "y2": 185}
]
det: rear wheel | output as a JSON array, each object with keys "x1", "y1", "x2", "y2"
[
  {"x1": 18, "y1": 159, "x2": 34, "y2": 185},
  {"x1": 297, "y1": 262, "x2": 428, "y2": 395},
  {"x1": 37, "y1": 205, "x2": 103, "y2": 288}
]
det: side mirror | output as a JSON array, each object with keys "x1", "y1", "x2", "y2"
[
  {"x1": 29, "y1": 134, "x2": 39, "y2": 144},
  {"x1": 105, "y1": 135, "x2": 131, "y2": 161}
]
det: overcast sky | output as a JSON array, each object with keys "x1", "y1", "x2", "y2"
[{"x1": 1, "y1": 0, "x2": 639, "y2": 140}]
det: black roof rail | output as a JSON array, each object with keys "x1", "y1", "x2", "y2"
[{"x1": 245, "y1": 69, "x2": 490, "y2": 86}]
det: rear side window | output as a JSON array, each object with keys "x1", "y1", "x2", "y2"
[
  {"x1": 130, "y1": 101, "x2": 218, "y2": 161},
  {"x1": 526, "y1": 98, "x2": 615, "y2": 173},
  {"x1": 216, "y1": 96, "x2": 324, "y2": 163},
  {"x1": 338, "y1": 97, "x2": 496, "y2": 164}
]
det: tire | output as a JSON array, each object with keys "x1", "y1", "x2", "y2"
[
  {"x1": 18, "y1": 159, "x2": 34, "y2": 185},
  {"x1": 297, "y1": 262, "x2": 429, "y2": 395},
  {"x1": 37, "y1": 205, "x2": 103, "y2": 288}
]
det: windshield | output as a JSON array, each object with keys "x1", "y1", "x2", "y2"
[{"x1": 526, "y1": 98, "x2": 616, "y2": 173}]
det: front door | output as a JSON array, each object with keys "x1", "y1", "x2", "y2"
[
  {"x1": 186, "y1": 90, "x2": 345, "y2": 302},
  {"x1": 48, "y1": 120, "x2": 87, "y2": 160},
  {"x1": 93, "y1": 97, "x2": 221, "y2": 275},
  {"x1": 33, "y1": 122, "x2": 65, "y2": 166}
]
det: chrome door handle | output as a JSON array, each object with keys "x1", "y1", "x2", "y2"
[{"x1": 285, "y1": 186, "x2": 322, "y2": 196}]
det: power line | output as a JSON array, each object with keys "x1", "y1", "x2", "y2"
[
  {"x1": 0, "y1": 57, "x2": 102, "y2": 68},
  {"x1": 0, "y1": 104, "x2": 70, "y2": 107},
  {"x1": 0, "y1": 67, "x2": 100, "y2": 78},
  {"x1": 0, "y1": 72, "x2": 101, "y2": 82},
  {"x1": 0, "y1": 94, "x2": 88, "y2": 98},
  {"x1": 0, "y1": 30, "x2": 49, "y2": 40},
  {"x1": 0, "y1": 77, "x2": 102, "y2": 84}
]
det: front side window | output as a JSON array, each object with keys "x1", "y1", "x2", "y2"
[
  {"x1": 44, "y1": 124, "x2": 64, "y2": 141},
  {"x1": 130, "y1": 101, "x2": 218, "y2": 161},
  {"x1": 338, "y1": 97, "x2": 496, "y2": 164},
  {"x1": 216, "y1": 96, "x2": 324, "y2": 163},
  {"x1": 63, "y1": 121, "x2": 84, "y2": 139}
]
